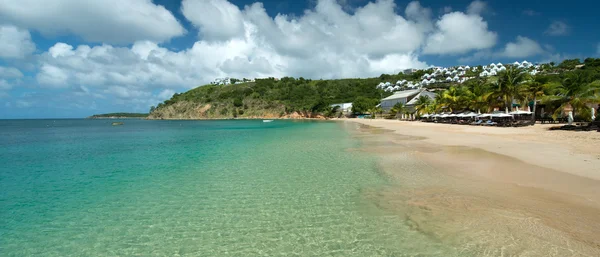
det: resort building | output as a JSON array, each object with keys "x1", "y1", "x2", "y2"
[
  {"x1": 330, "y1": 103, "x2": 353, "y2": 114},
  {"x1": 405, "y1": 90, "x2": 437, "y2": 112},
  {"x1": 376, "y1": 60, "x2": 543, "y2": 94},
  {"x1": 379, "y1": 89, "x2": 424, "y2": 112}
]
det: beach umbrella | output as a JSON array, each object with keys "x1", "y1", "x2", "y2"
[
  {"x1": 493, "y1": 113, "x2": 513, "y2": 118},
  {"x1": 509, "y1": 110, "x2": 532, "y2": 115},
  {"x1": 464, "y1": 112, "x2": 478, "y2": 117}
]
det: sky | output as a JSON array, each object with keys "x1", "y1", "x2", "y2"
[{"x1": 0, "y1": 0, "x2": 599, "y2": 118}]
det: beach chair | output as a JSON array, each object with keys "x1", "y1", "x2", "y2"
[
  {"x1": 470, "y1": 120, "x2": 483, "y2": 125},
  {"x1": 484, "y1": 120, "x2": 497, "y2": 126}
]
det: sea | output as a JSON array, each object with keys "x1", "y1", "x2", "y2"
[{"x1": 0, "y1": 119, "x2": 456, "y2": 256}]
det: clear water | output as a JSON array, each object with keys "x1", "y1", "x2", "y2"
[{"x1": 0, "y1": 119, "x2": 454, "y2": 256}]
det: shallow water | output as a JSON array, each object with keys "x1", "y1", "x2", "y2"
[
  {"x1": 353, "y1": 123, "x2": 600, "y2": 257},
  {"x1": 1, "y1": 119, "x2": 458, "y2": 256}
]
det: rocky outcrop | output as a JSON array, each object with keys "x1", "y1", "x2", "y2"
[{"x1": 147, "y1": 101, "x2": 325, "y2": 120}]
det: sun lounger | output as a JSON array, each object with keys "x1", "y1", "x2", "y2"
[
  {"x1": 483, "y1": 120, "x2": 497, "y2": 126},
  {"x1": 470, "y1": 120, "x2": 483, "y2": 125}
]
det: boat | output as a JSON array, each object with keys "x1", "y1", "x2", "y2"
[
  {"x1": 262, "y1": 120, "x2": 274, "y2": 123},
  {"x1": 111, "y1": 122, "x2": 124, "y2": 126}
]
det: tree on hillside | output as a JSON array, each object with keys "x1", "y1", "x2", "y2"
[
  {"x1": 557, "y1": 59, "x2": 582, "y2": 70},
  {"x1": 352, "y1": 96, "x2": 378, "y2": 114}
]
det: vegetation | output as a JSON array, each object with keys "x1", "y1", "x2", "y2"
[
  {"x1": 150, "y1": 76, "x2": 395, "y2": 119},
  {"x1": 420, "y1": 58, "x2": 600, "y2": 122},
  {"x1": 388, "y1": 103, "x2": 405, "y2": 119},
  {"x1": 89, "y1": 113, "x2": 148, "y2": 118},
  {"x1": 150, "y1": 58, "x2": 600, "y2": 121}
]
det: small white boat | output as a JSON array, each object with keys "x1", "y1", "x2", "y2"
[{"x1": 262, "y1": 120, "x2": 274, "y2": 123}]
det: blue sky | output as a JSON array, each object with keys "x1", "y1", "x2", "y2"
[{"x1": 0, "y1": 0, "x2": 599, "y2": 118}]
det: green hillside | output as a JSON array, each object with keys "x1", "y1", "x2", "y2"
[
  {"x1": 148, "y1": 75, "x2": 418, "y2": 119},
  {"x1": 149, "y1": 58, "x2": 600, "y2": 120}
]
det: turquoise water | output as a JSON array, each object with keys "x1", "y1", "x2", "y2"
[{"x1": 1, "y1": 119, "x2": 453, "y2": 256}]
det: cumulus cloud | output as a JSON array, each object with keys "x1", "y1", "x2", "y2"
[
  {"x1": 466, "y1": 0, "x2": 487, "y2": 15},
  {"x1": 182, "y1": 0, "x2": 246, "y2": 41},
  {"x1": 0, "y1": 25, "x2": 36, "y2": 59},
  {"x1": 501, "y1": 36, "x2": 544, "y2": 58},
  {"x1": 458, "y1": 36, "x2": 544, "y2": 63},
  {"x1": 545, "y1": 21, "x2": 569, "y2": 36},
  {"x1": 0, "y1": 0, "x2": 185, "y2": 44},
  {"x1": 423, "y1": 12, "x2": 497, "y2": 55},
  {"x1": 2, "y1": 0, "x2": 509, "y2": 115},
  {"x1": 0, "y1": 66, "x2": 24, "y2": 79}
]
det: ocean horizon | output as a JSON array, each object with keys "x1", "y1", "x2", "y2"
[{"x1": 0, "y1": 119, "x2": 455, "y2": 256}]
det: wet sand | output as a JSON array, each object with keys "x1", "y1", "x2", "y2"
[{"x1": 345, "y1": 120, "x2": 600, "y2": 256}]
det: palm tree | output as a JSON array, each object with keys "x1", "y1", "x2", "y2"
[
  {"x1": 413, "y1": 95, "x2": 432, "y2": 116},
  {"x1": 524, "y1": 75, "x2": 551, "y2": 121},
  {"x1": 441, "y1": 86, "x2": 470, "y2": 111},
  {"x1": 367, "y1": 106, "x2": 383, "y2": 119},
  {"x1": 543, "y1": 71, "x2": 600, "y2": 121},
  {"x1": 496, "y1": 67, "x2": 529, "y2": 110},
  {"x1": 388, "y1": 102, "x2": 405, "y2": 119},
  {"x1": 464, "y1": 79, "x2": 493, "y2": 113}
]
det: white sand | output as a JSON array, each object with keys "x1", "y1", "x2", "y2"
[
  {"x1": 346, "y1": 119, "x2": 600, "y2": 256},
  {"x1": 350, "y1": 119, "x2": 600, "y2": 180}
]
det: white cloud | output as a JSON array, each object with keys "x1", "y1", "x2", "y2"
[
  {"x1": 466, "y1": 0, "x2": 487, "y2": 15},
  {"x1": 405, "y1": 1, "x2": 433, "y2": 32},
  {"x1": 37, "y1": 64, "x2": 70, "y2": 88},
  {"x1": 0, "y1": 25, "x2": 36, "y2": 59},
  {"x1": 545, "y1": 21, "x2": 568, "y2": 36},
  {"x1": 458, "y1": 36, "x2": 545, "y2": 63},
  {"x1": 423, "y1": 12, "x2": 497, "y2": 55},
  {"x1": 158, "y1": 89, "x2": 176, "y2": 100},
  {"x1": 0, "y1": 79, "x2": 12, "y2": 90},
  {"x1": 0, "y1": 0, "x2": 185, "y2": 44},
  {"x1": 501, "y1": 36, "x2": 544, "y2": 58},
  {"x1": 105, "y1": 86, "x2": 150, "y2": 99},
  {"x1": 182, "y1": 0, "x2": 246, "y2": 41},
  {"x1": 0, "y1": 66, "x2": 24, "y2": 79},
  {"x1": 3, "y1": 0, "x2": 510, "y2": 113}
]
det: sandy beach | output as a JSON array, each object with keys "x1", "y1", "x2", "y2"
[{"x1": 346, "y1": 119, "x2": 600, "y2": 256}]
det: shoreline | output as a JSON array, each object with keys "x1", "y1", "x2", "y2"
[
  {"x1": 348, "y1": 119, "x2": 600, "y2": 180},
  {"x1": 345, "y1": 119, "x2": 600, "y2": 256}
]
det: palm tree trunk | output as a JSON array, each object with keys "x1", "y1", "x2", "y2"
[{"x1": 531, "y1": 96, "x2": 537, "y2": 122}]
